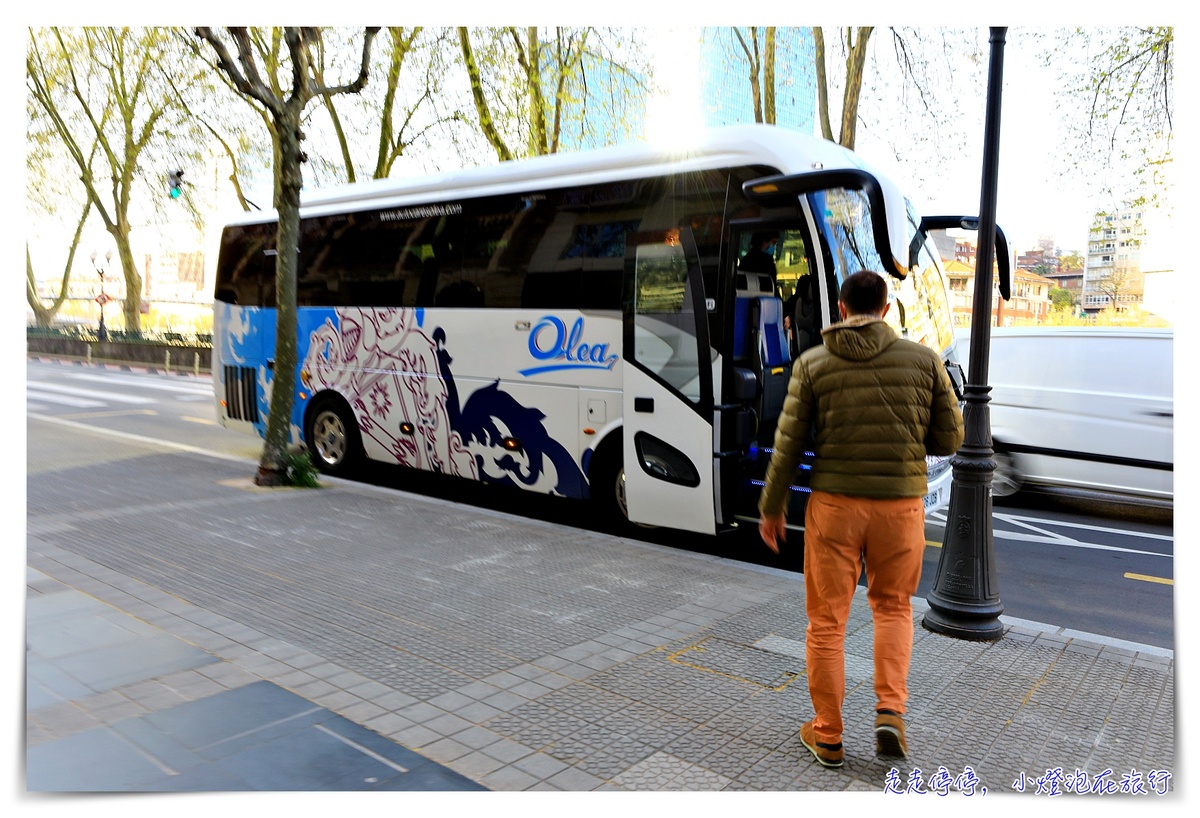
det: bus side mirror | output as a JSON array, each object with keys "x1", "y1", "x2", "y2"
[
  {"x1": 945, "y1": 360, "x2": 966, "y2": 402},
  {"x1": 912, "y1": 216, "x2": 1011, "y2": 301}
]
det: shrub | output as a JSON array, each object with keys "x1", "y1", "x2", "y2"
[{"x1": 284, "y1": 450, "x2": 322, "y2": 488}]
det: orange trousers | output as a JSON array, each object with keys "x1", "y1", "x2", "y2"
[{"x1": 803, "y1": 491, "x2": 926, "y2": 744}]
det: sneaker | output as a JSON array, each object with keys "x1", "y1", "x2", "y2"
[
  {"x1": 799, "y1": 721, "x2": 844, "y2": 768},
  {"x1": 875, "y1": 710, "x2": 908, "y2": 758}
]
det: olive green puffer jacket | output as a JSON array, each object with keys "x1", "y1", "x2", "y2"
[{"x1": 758, "y1": 315, "x2": 964, "y2": 515}]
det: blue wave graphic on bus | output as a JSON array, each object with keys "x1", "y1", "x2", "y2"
[
  {"x1": 218, "y1": 302, "x2": 588, "y2": 496},
  {"x1": 219, "y1": 305, "x2": 590, "y2": 499},
  {"x1": 520, "y1": 315, "x2": 618, "y2": 377},
  {"x1": 435, "y1": 327, "x2": 588, "y2": 499}
]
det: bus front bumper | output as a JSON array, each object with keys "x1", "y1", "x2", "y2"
[{"x1": 923, "y1": 455, "x2": 954, "y2": 515}]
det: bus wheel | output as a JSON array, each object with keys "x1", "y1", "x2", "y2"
[
  {"x1": 589, "y1": 440, "x2": 629, "y2": 523},
  {"x1": 991, "y1": 449, "x2": 1023, "y2": 498},
  {"x1": 305, "y1": 396, "x2": 363, "y2": 476},
  {"x1": 590, "y1": 440, "x2": 659, "y2": 529}
]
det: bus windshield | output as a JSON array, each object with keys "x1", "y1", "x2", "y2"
[{"x1": 810, "y1": 188, "x2": 955, "y2": 355}]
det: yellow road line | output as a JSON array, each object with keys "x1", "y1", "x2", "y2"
[
  {"x1": 1125, "y1": 572, "x2": 1173, "y2": 585},
  {"x1": 925, "y1": 540, "x2": 942, "y2": 548}
]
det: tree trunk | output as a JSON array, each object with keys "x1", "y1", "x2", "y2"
[
  {"x1": 256, "y1": 103, "x2": 303, "y2": 487},
  {"x1": 26, "y1": 200, "x2": 90, "y2": 327},
  {"x1": 27, "y1": 246, "x2": 55, "y2": 328},
  {"x1": 839, "y1": 27, "x2": 873, "y2": 150},
  {"x1": 813, "y1": 28, "x2": 833, "y2": 142},
  {"x1": 112, "y1": 230, "x2": 144, "y2": 333},
  {"x1": 764, "y1": 28, "x2": 776, "y2": 125},
  {"x1": 323, "y1": 91, "x2": 356, "y2": 184},
  {"x1": 524, "y1": 27, "x2": 549, "y2": 156},
  {"x1": 459, "y1": 27, "x2": 515, "y2": 162}
]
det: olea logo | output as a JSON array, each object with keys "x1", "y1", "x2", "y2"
[{"x1": 520, "y1": 316, "x2": 619, "y2": 377}]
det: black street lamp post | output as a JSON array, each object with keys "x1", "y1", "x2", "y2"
[
  {"x1": 91, "y1": 249, "x2": 112, "y2": 342},
  {"x1": 922, "y1": 27, "x2": 1008, "y2": 641}
]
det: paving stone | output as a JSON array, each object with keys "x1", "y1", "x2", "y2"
[{"x1": 25, "y1": 431, "x2": 1174, "y2": 793}]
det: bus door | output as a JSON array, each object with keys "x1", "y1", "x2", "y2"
[
  {"x1": 621, "y1": 228, "x2": 716, "y2": 535},
  {"x1": 726, "y1": 221, "x2": 820, "y2": 525}
]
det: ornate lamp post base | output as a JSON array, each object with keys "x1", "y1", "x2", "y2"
[{"x1": 923, "y1": 390, "x2": 1005, "y2": 641}]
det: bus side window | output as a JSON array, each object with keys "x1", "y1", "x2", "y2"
[
  {"x1": 521, "y1": 213, "x2": 584, "y2": 309},
  {"x1": 215, "y1": 223, "x2": 276, "y2": 307},
  {"x1": 416, "y1": 229, "x2": 461, "y2": 307},
  {"x1": 435, "y1": 280, "x2": 485, "y2": 307}
]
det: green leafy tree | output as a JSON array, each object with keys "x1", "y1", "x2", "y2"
[
  {"x1": 814, "y1": 27, "x2": 874, "y2": 149},
  {"x1": 25, "y1": 203, "x2": 90, "y2": 328},
  {"x1": 456, "y1": 26, "x2": 648, "y2": 160},
  {"x1": 194, "y1": 26, "x2": 380, "y2": 486},
  {"x1": 730, "y1": 27, "x2": 778, "y2": 124},
  {"x1": 311, "y1": 27, "x2": 462, "y2": 183},
  {"x1": 810, "y1": 27, "x2": 959, "y2": 154},
  {"x1": 1059, "y1": 250, "x2": 1085, "y2": 271},
  {"x1": 1094, "y1": 264, "x2": 1140, "y2": 313},
  {"x1": 26, "y1": 74, "x2": 98, "y2": 328},
  {"x1": 1052, "y1": 27, "x2": 1173, "y2": 204},
  {"x1": 1048, "y1": 286, "x2": 1075, "y2": 312},
  {"x1": 27, "y1": 27, "x2": 202, "y2": 332}
]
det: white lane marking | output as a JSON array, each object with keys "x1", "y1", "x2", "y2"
[
  {"x1": 25, "y1": 390, "x2": 105, "y2": 408},
  {"x1": 981, "y1": 533, "x2": 1168, "y2": 558},
  {"x1": 62, "y1": 371, "x2": 213, "y2": 395},
  {"x1": 30, "y1": 413, "x2": 255, "y2": 464},
  {"x1": 25, "y1": 381, "x2": 154, "y2": 404},
  {"x1": 999, "y1": 513, "x2": 1174, "y2": 542},
  {"x1": 312, "y1": 723, "x2": 409, "y2": 773},
  {"x1": 927, "y1": 510, "x2": 1172, "y2": 558}
]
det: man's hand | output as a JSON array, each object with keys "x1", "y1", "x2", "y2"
[{"x1": 759, "y1": 512, "x2": 787, "y2": 555}]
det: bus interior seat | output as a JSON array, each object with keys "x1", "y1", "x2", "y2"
[
  {"x1": 756, "y1": 296, "x2": 791, "y2": 429},
  {"x1": 732, "y1": 271, "x2": 775, "y2": 363}
]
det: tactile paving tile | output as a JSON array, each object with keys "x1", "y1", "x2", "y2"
[{"x1": 667, "y1": 636, "x2": 802, "y2": 690}]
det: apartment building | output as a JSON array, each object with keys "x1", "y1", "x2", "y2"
[{"x1": 1083, "y1": 207, "x2": 1147, "y2": 315}]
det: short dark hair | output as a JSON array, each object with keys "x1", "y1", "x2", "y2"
[{"x1": 838, "y1": 270, "x2": 888, "y2": 316}]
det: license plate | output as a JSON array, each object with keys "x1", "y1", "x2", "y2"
[{"x1": 922, "y1": 487, "x2": 942, "y2": 510}]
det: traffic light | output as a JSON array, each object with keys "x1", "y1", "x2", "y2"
[{"x1": 168, "y1": 170, "x2": 183, "y2": 199}]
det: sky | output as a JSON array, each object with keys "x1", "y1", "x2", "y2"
[
  {"x1": 857, "y1": 34, "x2": 1098, "y2": 256},
  {"x1": 835, "y1": 26, "x2": 1174, "y2": 260}
]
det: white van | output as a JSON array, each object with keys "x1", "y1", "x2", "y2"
[{"x1": 962, "y1": 327, "x2": 1173, "y2": 502}]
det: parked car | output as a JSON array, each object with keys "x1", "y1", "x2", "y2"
[{"x1": 957, "y1": 326, "x2": 1173, "y2": 503}]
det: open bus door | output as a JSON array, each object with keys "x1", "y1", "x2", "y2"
[{"x1": 621, "y1": 228, "x2": 717, "y2": 535}]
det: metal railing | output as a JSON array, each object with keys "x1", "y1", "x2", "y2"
[{"x1": 27, "y1": 324, "x2": 213, "y2": 348}]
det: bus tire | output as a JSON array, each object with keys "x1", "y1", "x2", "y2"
[
  {"x1": 589, "y1": 437, "x2": 629, "y2": 524},
  {"x1": 305, "y1": 395, "x2": 363, "y2": 476}
]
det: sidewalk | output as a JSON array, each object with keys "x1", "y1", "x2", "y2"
[{"x1": 24, "y1": 413, "x2": 1175, "y2": 795}]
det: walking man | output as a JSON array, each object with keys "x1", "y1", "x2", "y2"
[{"x1": 758, "y1": 270, "x2": 964, "y2": 768}]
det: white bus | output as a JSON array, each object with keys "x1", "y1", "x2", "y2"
[{"x1": 213, "y1": 124, "x2": 988, "y2": 536}]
